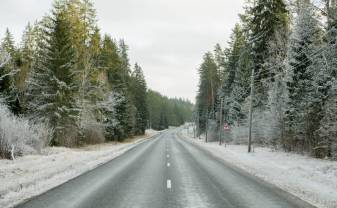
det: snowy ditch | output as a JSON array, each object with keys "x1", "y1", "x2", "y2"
[
  {"x1": 0, "y1": 130, "x2": 160, "y2": 208},
  {"x1": 179, "y1": 128, "x2": 337, "y2": 208}
]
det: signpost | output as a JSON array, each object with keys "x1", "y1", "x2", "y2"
[
  {"x1": 219, "y1": 99, "x2": 223, "y2": 145},
  {"x1": 223, "y1": 123, "x2": 231, "y2": 131},
  {"x1": 222, "y1": 123, "x2": 231, "y2": 147}
]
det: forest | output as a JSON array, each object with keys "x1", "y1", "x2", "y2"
[
  {"x1": 0, "y1": 0, "x2": 192, "y2": 159},
  {"x1": 195, "y1": 0, "x2": 337, "y2": 160}
]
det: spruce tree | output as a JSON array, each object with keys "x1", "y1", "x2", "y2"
[
  {"x1": 27, "y1": 6, "x2": 79, "y2": 146},
  {"x1": 0, "y1": 48, "x2": 10, "y2": 68},
  {"x1": 220, "y1": 24, "x2": 247, "y2": 125},
  {"x1": 318, "y1": 80, "x2": 337, "y2": 159},
  {"x1": 118, "y1": 40, "x2": 137, "y2": 136},
  {"x1": 18, "y1": 22, "x2": 40, "y2": 114},
  {"x1": 0, "y1": 29, "x2": 20, "y2": 114},
  {"x1": 285, "y1": 1, "x2": 324, "y2": 152},
  {"x1": 100, "y1": 35, "x2": 130, "y2": 140},
  {"x1": 131, "y1": 63, "x2": 148, "y2": 135},
  {"x1": 249, "y1": 0, "x2": 289, "y2": 107},
  {"x1": 196, "y1": 52, "x2": 219, "y2": 134}
]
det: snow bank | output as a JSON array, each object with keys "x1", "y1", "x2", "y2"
[
  {"x1": 180, "y1": 128, "x2": 337, "y2": 208},
  {"x1": 0, "y1": 129, "x2": 159, "y2": 208}
]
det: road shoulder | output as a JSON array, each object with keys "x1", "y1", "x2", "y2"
[
  {"x1": 0, "y1": 130, "x2": 160, "y2": 208},
  {"x1": 178, "y1": 127, "x2": 337, "y2": 208}
]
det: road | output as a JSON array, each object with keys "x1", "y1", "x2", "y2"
[{"x1": 16, "y1": 129, "x2": 315, "y2": 208}]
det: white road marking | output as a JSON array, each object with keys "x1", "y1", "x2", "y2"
[
  {"x1": 167, "y1": 180, "x2": 172, "y2": 189},
  {"x1": 167, "y1": 162, "x2": 170, "y2": 167},
  {"x1": 167, "y1": 154, "x2": 170, "y2": 158}
]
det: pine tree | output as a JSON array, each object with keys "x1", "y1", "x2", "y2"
[
  {"x1": 0, "y1": 29, "x2": 20, "y2": 114},
  {"x1": 27, "y1": 6, "x2": 79, "y2": 146},
  {"x1": 263, "y1": 21, "x2": 289, "y2": 147},
  {"x1": 17, "y1": 22, "x2": 40, "y2": 114},
  {"x1": 119, "y1": 40, "x2": 131, "y2": 82},
  {"x1": 220, "y1": 24, "x2": 247, "y2": 125},
  {"x1": 196, "y1": 52, "x2": 219, "y2": 134},
  {"x1": 118, "y1": 40, "x2": 137, "y2": 136},
  {"x1": 131, "y1": 63, "x2": 148, "y2": 135},
  {"x1": 102, "y1": 91, "x2": 127, "y2": 141},
  {"x1": 0, "y1": 48, "x2": 10, "y2": 68},
  {"x1": 249, "y1": 0, "x2": 289, "y2": 107},
  {"x1": 317, "y1": 80, "x2": 337, "y2": 159},
  {"x1": 213, "y1": 43, "x2": 225, "y2": 82},
  {"x1": 285, "y1": 1, "x2": 324, "y2": 152},
  {"x1": 100, "y1": 35, "x2": 130, "y2": 140}
]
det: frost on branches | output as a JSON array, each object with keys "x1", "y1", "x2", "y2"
[
  {"x1": 0, "y1": 48, "x2": 10, "y2": 68},
  {"x1": 0, "y1": 104, "x2": 51, "y2": 159},
  {"x1": 101, "y1": 91, "x2": 126, "y2": 141}
]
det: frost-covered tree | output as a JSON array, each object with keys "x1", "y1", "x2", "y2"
[
  {"x1": 0, "y1": 48, "x2": 10, "y2": 68},
  {"x1": 196, "y1": 52, "x2": 220, "y2": 135},
  {"x1": 76, "y1": 50, "x2": 107, "y2": 144},
  {"x1": 0, "y1": 29, "x2": 21, "y2": 114},
  {"x1": 285, "y1": 1, "x2": 325, "y2": 152},
  {"x1": 102, "y1": 91, "x2": 128, "y2": 141},
  {"x1": 220, "y1": 24, "x2": 248, "y2": 125},
  {"x1": 27, "y1": 6, "x2": 79, "y2": 146},
  {"x1": 118, "y1": 40, "x2": 138, "y2": 136},
  {"x1": 261, "y1": 24, "x2": 289, "y2": 147},
  {"x1": 213, "y1": 43, "x2": 226, "y2": 82},
  {"x1": 0, "y1": 47, "x2": 11, "y2": 103},
  {"x1": 317, "y1": 80, "x2": 337, "y2": 159},
  {"x1": 100, "y1": 35, "x2": 131, "y2": 139},
  {"x1": 249, "y1": 0, "x2": 289, "y2": 107},
  {"x1": 18, "y1": 23, "x2": 37, "y2": 91},
  {"x1": 130, "y1": 63, "x2": 148, "y2": 135}
]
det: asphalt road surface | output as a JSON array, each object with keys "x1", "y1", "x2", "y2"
[{"x1": 16, "y1": 129, "x2": 316, "y2": 208}]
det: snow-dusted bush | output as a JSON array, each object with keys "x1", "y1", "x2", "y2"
[
  {"x1": 206, "y1": 119, "x2": 219, "y2": 142},
  {"x1": 0, "y1": 104, "x2": 51, "y2": 159},
  {"x1": 231, "y1": 124, "x2": 248, "y2": 144},
  {"x1": 230, "y1": 109, "x2": 281, "y2": 146},
  {"x1": 79, "y1": 111, "x2": 105, "y2": 145}
]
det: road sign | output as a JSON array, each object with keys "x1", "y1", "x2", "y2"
[{"x1": 223, "y1": 123, "x2": 230, "y2": 131}]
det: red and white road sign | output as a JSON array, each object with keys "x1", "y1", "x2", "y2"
[{"x1": 223, "y1": 123, "x2": 231, "y2": 131}]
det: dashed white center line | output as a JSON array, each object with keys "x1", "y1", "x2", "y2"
[
  {"x1": 167, "y1": 162, "x2": 170, "y2": 167},
  {"x1": 167, "y1": 180, "x2": 172, "y2": 189},
  {"x1": 167, "y1": 154, "x2": 170, "y2": 158}
]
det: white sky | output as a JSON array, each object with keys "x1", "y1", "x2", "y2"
[{"x1": 0, "y1": 0, "x2": 244, "y2": 102}]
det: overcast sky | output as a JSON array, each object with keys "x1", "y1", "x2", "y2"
[{"x1": 0, "y1": 0, "x2": 244, "y2": 102}]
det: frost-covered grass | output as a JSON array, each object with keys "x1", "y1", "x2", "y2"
[
  {"x1": 180, "y1": 128, "x2": 337, "y2": 208},
  {"x1": 0, "y1": 130, "x2": 159, "y2": 208},
  {"x1": 0, "y1": 104, "x2": 51, "y2": 159}
]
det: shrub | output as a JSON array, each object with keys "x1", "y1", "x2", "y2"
[{"x1": 0, "y1": 104, "x2": 51, "y2": 159}]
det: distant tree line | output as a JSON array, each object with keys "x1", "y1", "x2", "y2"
[
  {"x1": 147, "y1": 90, "x2": 193, "y2": 130},
  {"x1": 195, "y1": 0, "x2": 337, "y2": 160},
  {"x1": 0, "y1": 0, "x2": 192, "y2": 154}
]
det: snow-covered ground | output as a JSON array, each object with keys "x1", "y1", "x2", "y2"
[
  {"x1": 179, "y1": 127, "x2": 337, "y2": 208},
  {"x1": 0, "y1": 130, "x2": 160, "y2": 208}
]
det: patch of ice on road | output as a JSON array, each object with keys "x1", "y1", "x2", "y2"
[{"x1": 180, "y1": 128, "x2": 337, "y2": 208}]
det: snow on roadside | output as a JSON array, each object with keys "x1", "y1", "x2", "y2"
[
  {"x1": 0, "y1": 130, "x2": 159, "y2": 208},
  {"x1": 179, "y1": 128, "x2": 337, "y2": 208}
]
